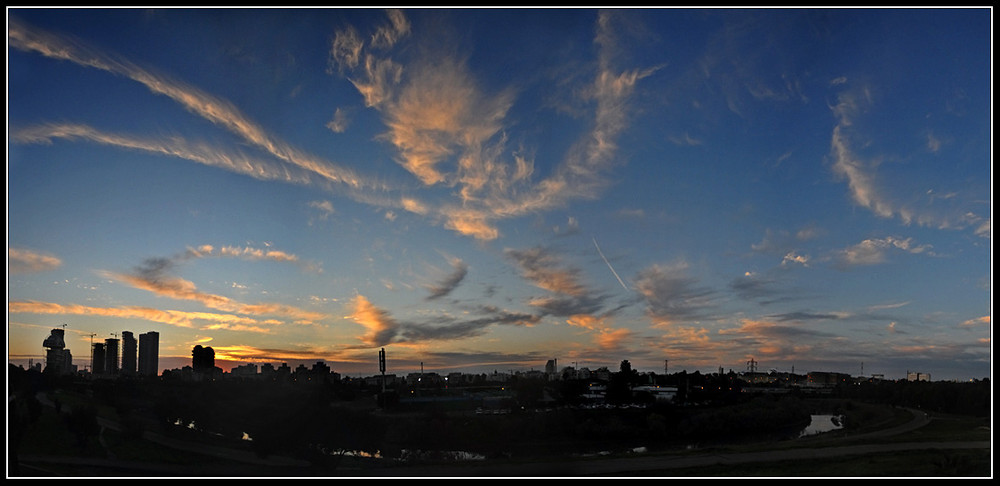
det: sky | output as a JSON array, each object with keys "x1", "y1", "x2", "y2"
[{"x1": 7, "y1": 8, "x2": 992, "y2": 381}]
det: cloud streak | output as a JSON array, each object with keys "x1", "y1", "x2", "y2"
[
  {"x1": 828, "y1": 84, "x2": 989, "y2": 236},
  {"x1": 100, "y1": 247, "x2": 329, "y2": 324},
  {"x1": 8, "y1": 16, "x2": 374, "y2": 191},
  {"x1": 425, "y1": 256, "x2": 469, "y2": 300},
  {"x1": 9, "y1": 248, "x2": 62, "y2": 274},
  {"x1": 346, "y1": 295, "x2": 539, "y2": 347},
  {"x1": 634, "y1": 262, "x2": 716, "y2": 327},
  {"x1": 8, "y1": 301, "x2": 278, "y2": 332},
  {"x1": 834, "y1": 236, "x2": 933, "y2": 268}
]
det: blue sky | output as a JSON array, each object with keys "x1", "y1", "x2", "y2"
[{"x1": 7, "y1": 8, "x2": 991, "y2": 380}]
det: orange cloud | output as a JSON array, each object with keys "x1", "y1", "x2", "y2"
[
  {"x1": 8, "y1": 248, "x2": 62, "y2": 274},
  {"x1": 595, "y1": 328, "x2": 632, "y2": 350},
  {"x1": 345, "y1": 295, "x2": 400, "y2": 347},
  {"x1": 959, "y1": 316, "x2": 990, "y2": 327},
  {"x1": 443, "y1": 209, "x2": 500, "y2": 241},
  {"x1": 566, "y1": 314, "x2": 607, "y2": 330},
  {"x1": 8, "y1": 301, "x2": 278, "y2": 331},
  {"x1": 103, "y1": 270, "x2": 327, "y2": 323}
]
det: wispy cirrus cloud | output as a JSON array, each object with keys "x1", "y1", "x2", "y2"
[
  {"x1": 8, "y1": 16, "x2": 374, "y2": 192},
  {"x1": 8, "y1": 300, "x2": 278, "y2": 332},
  {"x1": 829, "y1": 83, "x2": 990, "y2": 236},
  {"x1": 181, "y1": 243, "x2": 321, "y2": 273},
  {"x1": 400, "y1": 308, "x2": 538, "y2": 343},
  {"x1": 833, "y1": 236, "x2": 933, "y2": 268},
  {"x1": 634, "y1": 261, "x2": 716, "y2": 327},
  {"x1": 425, "y1": 256, "x2": 469, "y2": 300},
  {"x1": 505, "y1": 246, "x2": 609, "y2": 317},
  {"x1": 10, "y1": 123, "x2": 323, "y2": 187},
  {"x1": 765, "y1": 311, "x2": 847, "y2": 322},
  {"x1": 594, "y1": 327, "x2": 633, "y2": 351},
  {"x1": 325, "y1": 108, "x2": 351, "y2": 133},
  {"x1": 749, "y1": 227, "x2": 818, "y2": 268},
  {"x1": 330, "y1": 10, "x2": 654, "y2": 240},
  {"x1": 9, "y1": 248, "x2": 62, "y2": 274},
  {"x1": 717, "y1": 318, "x2": 839, "y2": 361},
  {"x1": 100, "y1": 246, "x2": 328, "y2": 323},
  {"x1": 11, "y1": 11, "x2": 654, "y2": 243},
  {"x1": 958, "y1": 315, "x2": 990, "y2": 328},
  {"x1": 728, "y1": 271, "x2": 798, "y2": 305},
  {"x1": 505, "y1": 247, "x2": 589, "y2": 297},
  {"x1": 566, "y1": 314, "x2": 633, "y2": 351}
]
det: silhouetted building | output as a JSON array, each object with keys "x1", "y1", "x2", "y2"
[
  {"x1": 312, "y1": 361, "x2": 331, "y2": 375},
  {"x1": 277, "y1": 363, "x2": 291, "y2": 380},
  {"x1": 138, "y1": 331, "x2": 159, "y2": 377},
  {"x1": 92, "y1": 342, "x2": 106, "y2": 376},
  {"x1": 121, "y1": 331, "x2": 137, "y2": 375},
  {"x1": 192, "y1": 345, "x2": 215, "y2": 372},
  {"x1": 231, "y1": 362, "x2": 258, "y2": 378},
  {"x1": 42, "y1": 328, "x2": 73, "y2": 375},
  {"x1": 807, "y1": 371, "x2": 850, "y2": 386},
  {"x1": 545, "y1": 359, "x2": 558, "y2": 375},
  {"x1": 105, "y1": 338, "x2": 120, "y2": 375}
]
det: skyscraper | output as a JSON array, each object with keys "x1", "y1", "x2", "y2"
[
  {"x1": 121, "y1": 331, "x2": 137, "y2": 375},
  {"x1": 42, "y1": 328, "x2": 73, "y2": 375},
  {"x1": 138, "y1": 331, "x2": 159, "y2": 377},
  {"x1": 105, "y1": 337, "x2": 120, "y2": 375},
  {"x1": 92, "y1": 342, "x2": 106, "y2": 376}
]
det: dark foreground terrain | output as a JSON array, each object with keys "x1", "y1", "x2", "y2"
[{"x1": 8, "y1": 367, "x2": 991, "y2": 477}]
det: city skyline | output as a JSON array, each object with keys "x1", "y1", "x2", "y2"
[{"x1": 8, "y1": 8, "x2": 992, "y2": 381}]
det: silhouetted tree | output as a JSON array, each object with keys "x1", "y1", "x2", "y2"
[
  {"x1": 618, "y1": 360, "x2": 640, "y2": 385},
  {"x1": 619, "y1": 360, "x2": 633, "y2": 376}
]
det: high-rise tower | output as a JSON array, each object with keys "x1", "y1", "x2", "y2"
[
  {"x1": 138, "y1": 331, "x2": 159, "y2": 377},
  {"x1": 105, "y1": 337, "x2": 120, "y2": 375},
  {"x1": 121, "y1": 331, "x2": 137, "y2": 375},
  {"x1": 92, "y1": 342, "x2": 106, "y2": 376},
  {"x1": 42, "y1": 328, "x2": 72, "y2": 375}
]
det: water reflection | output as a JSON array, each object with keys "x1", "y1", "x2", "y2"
[{"x1": 799, "y1": 414, "x2": 843, "y2": 437}]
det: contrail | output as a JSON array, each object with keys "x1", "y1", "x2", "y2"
[{"x1": 593, "y1": 237, "x2": 629, "y2": 291}]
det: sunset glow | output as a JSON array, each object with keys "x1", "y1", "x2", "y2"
[{"x1": 8, "y1": 8, "x2": 991, "y2": 380}]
